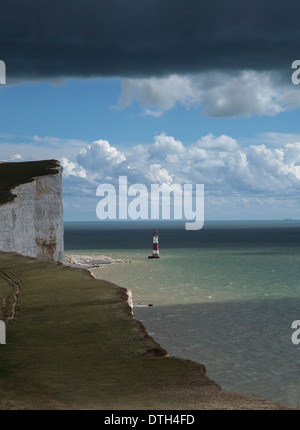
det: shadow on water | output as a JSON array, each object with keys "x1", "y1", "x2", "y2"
[
  {"x1": 64, "y1": 224, "x2": 300, "y2": 251},
  {"x1": 133, "y1": 297, "x2": 300, "y2": 407},
  {"x1": 227, "y1": 251, "x2": 297, "y2": 256}
]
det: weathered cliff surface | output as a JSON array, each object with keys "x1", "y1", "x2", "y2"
[{"x1": 0, "y1": 160, "x2": 64, "y2": 263}]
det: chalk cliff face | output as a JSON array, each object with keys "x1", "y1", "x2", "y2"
[{"x1": 0, "y1": 160, "x2": 64, "y2": 263}]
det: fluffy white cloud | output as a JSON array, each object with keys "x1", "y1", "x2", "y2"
[
  {"x1": 196, "y1": 133, "x2": 239, "y2": 152},
  {"x1": 149, "y1": 132, "x2": 185, "y2": 160},
  {"x1": 222, "y1": 143, "x2": 300, "y2": 193},
  {"x1": 61, "y1": 157, "x2": 87, "y2": 178},
  {"x1": 5, "y1": 132, "x2": 300, "y2": 219},
  {"x1": 200, "y1": 70, "x2": 286, "y2": 117},
  {"x1": 146, "y1": 164, "x2": 173, "y2": 185},
  {"x1": 284, "y1": 142, "x2": 300, "y2": 167},
  {"x1": 70, "y1": 133, "x2": 300, "y2": 199},
  {"x1": 77, "y1": 139, "x2": 126, "y2": 178},
  {"x1": 6, "y1": 132, "x2": 300, "y2": 216},
  {"x1": 117, "y1": 71, "x2": 300, "y2": 118},
  {"x1": 117, "y1": 74, "x2": 194, "y2": 116}
]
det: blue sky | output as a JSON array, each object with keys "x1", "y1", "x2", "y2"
[
  {"x1": 1, "y1": 1, "x2": 300, "y2": 222},
  {"x1": 1, "y1": 72, "x2": 300, "y2": 222}
]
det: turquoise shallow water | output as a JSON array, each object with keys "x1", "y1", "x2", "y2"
[{"x1": 65, "y1": 221, "x2": 300, "y2": 407}]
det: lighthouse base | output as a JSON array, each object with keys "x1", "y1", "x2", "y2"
[{"x1": 148, "y1": 255, "x2": 160, "y2": 259}]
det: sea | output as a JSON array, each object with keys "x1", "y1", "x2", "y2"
[{"x1": 64, "y1": 220, "x2": 300, "y2": 408}]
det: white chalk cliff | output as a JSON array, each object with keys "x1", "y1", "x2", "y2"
[{"x1": 0, "y1": 160, "x2": 64, "y2": 263}]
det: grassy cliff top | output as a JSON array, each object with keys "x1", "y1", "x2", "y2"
[
  {"x1": 0, "y1": 159, "x2": 61, "y2": 204},
  {"x1": 0, "y1": 252, "x2": 293, "y2": 410}
]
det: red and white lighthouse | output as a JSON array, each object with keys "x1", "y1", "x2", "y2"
[{"x1": 148, "y1": 230, "x2": 160, "y2": 259}]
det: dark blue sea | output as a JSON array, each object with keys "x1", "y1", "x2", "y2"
[{"x1": 64, "y1": 220, "x2": 300, "y2": 407}]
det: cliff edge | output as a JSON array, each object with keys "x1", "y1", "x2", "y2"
[
  {"x1": 0, "y1": 251, "x2": 294, "y2": 410},
  {"x1": 0, "y1": 160, "x2": 64, "y2": 263}
]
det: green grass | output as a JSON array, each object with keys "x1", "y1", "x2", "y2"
[{"x1": 0, "y1": 252, "x2": 292, "y2": 410}]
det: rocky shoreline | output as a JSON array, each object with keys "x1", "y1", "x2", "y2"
[{"x1": 64, "y1": 254, "x2": 132, "y2": 269}]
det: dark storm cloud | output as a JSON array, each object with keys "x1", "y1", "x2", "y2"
[{"x1": 1, "y1": 0, "x2": 300, "y2": 80}]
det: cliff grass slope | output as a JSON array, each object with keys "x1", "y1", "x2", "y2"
[{"x1": 0, "y1": 252, "x2": 292, "y2": 410}]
